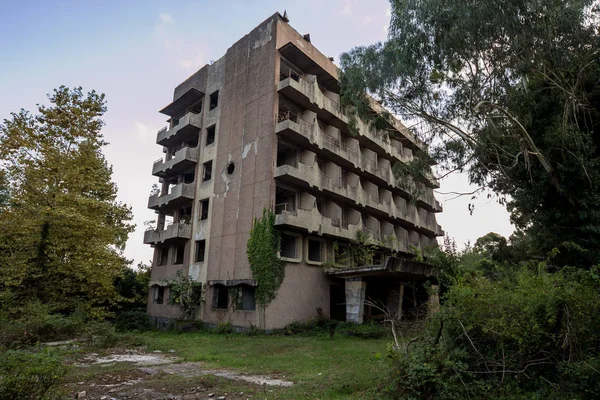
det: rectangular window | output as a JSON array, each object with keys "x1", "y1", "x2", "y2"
[
  {"x1": 153, "y1": 286, "x2": 164, "y2": 304},
  {"x1": 158, "y1": 247, "x2": 169, "y2": 266},
  {"x1": 195, "y1": 240, "x2": 206, "y2": 262},
  {"x1": 174, "y1": 243, "x2": 185, "y2": 265},
  {"x1": 199, "y1": 199, "x2": 209, "y2": 220},
  {"x1": 238, "y1": 286, "x2": 256, "y2": 311},
  {"x1": 212, "y1": 285, "x2": 228, "y2": 309},
  {"x1": 202, "y1": 161, "x2": 213, "y2": 182},
  {"x1": 206, "y1": 125, "x2": 216, "y2": 146},
  {"x1": 209, "y1": 90, "x2": 219, "y2": 110},
  {"x1": 308, "y1": 238, "x2": 325, "y2": 262},
  {"x1": 280, "y1": 233, "x2": 298, "y2": 259}
]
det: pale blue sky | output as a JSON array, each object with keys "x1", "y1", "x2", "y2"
[{"x1": 0, "y1": 0, "x2": 514, "y2": 264}]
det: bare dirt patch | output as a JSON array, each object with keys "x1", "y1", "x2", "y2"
[{"x1": 67, "y1": 349, "x2": 291, "y2": 399}]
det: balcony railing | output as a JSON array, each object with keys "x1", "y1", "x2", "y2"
[
  {"x1": 148, "y1": 182, "x2": 195, "y2": 210},
  {"x1": 156, "y1": 112, "x2": 202, "y2": 146},
  {"x1": 143, "y1": 222, "x2": 192, "y2": 245},
  {"x1": 152, "y1": 145, "x2": 199, "y2": 177}
]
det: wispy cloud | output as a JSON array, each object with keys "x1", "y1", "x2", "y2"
[
  {"x1": 158, "y1": 13, "x2": 174, "y2": 24},
  {"x1": 133, "y1": 121, "x2": 151, "y2": 139},
  {"x1": 153, "y1": 13, "x2": 206, "y2": 72}
]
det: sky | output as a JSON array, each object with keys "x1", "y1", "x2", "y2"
[{"x1": 0, "y1": 0, "x2": 514, "y2": 265}]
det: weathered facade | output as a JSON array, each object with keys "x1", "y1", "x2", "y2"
[{"x1": 145, "y1": 13, "x2": 443, "y2": 329}]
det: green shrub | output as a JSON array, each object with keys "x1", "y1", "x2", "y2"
[
  {"x1": 216, "y1": 322, "x2": 233, "y2": 334},
  {"x1": 385, "y1": 268, "x2": 600, "y2": 399},
  {"x1": 336, "y1": 321, "x2": 388, "y2": 339},
  {"x1": 112, "y1": 309, "x2": 153, "y2": 332},
  {"x1": 0, "y1": 348, "x2": 69, "y2": 400}
]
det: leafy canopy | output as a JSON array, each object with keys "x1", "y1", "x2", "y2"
[
  {"x1": 0, "y1": 86, "x2": 134, "y2": 318},
  {"x1": 340, "y1": 0, "x2": 600, "y2": 266}
]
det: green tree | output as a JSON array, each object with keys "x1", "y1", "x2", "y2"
[
  {"x1": 0, "y1": 86, "x2": 134, "y2": 318},
  {"x1": 340, "y1": 0, "x2": 600, "y2": 267}
]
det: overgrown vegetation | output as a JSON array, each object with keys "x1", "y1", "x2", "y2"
[
  {"x1": 246, "y1": 208, "x2": 285, "y2": 307},
  {"x1": 383, "y1": 240, "x2": 600, "y2": 399},
  {"x1": 0, "y1": 348, "x2": 70, "y2": 400},
  {"x1": 162, "y1": 270, "x2": 203, "y2": 320}
]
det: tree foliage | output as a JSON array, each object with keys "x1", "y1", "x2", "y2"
[
  {"x1": 0, "y1": 86, "x2": 134, "y2": 318},
  {"x1": 246, "y1": 208, "x2": 285, "y2": 307},
  {"x1": 340, "y1": 0, "x2": 600, "y2": 266}
]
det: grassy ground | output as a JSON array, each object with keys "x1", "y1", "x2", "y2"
[{"x1": 136, "y1": 330, "x2": 391, "y2": 399}]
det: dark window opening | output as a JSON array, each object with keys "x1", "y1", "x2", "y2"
[
  {"x1": 238, "y1": 286, "x2": 256, "y2": 311},
  {"x1": 373, "y1": 252, "x2": 384, "y2": 265},
  {"x1": 183, "y1": 170, "x2": 195, "y2": 184},
  {"x1": 185, "y1": 137, "x2": 199, "y2": 148},
  {"x1": 200, "y1": 199, "x2": 209, "y2": 220},
  {"x1": 154, "y1": 286, "x2": 164, "y2": 304},
  {"x1": 206, "y1": 125, "x2": 216, "y2": 146},
  {"x1": 202, "y1": 161, "x2": 213, "y2": 182},
  {"x1": 179, "y1": 206, "x2": 192, "y2": 224},
  {"x1": 308, "y1": 239, "x2": 324, "y2": 262},
  {"x1": 275, "y1": 185, "x2": 297, "y2": 214},
  {"x1": 158, "y1": 247, "x2": 169, "y2": 266},
  {"x1": 276, "y1": 140, "x2": 298, "y2": 167},
  {"x1": 174, "y1": 243, "x2": 185, "y2": 265},
  {"x1": 213, "y1": 285, "x2": 228, "y2": 309},
  {"x1": 280, "y1": 233, "x2": 298, "y2": 259},
  {"x1": 227, "y1": 163, "x2": 235, "y2": 175},
  {"x1": 195, "y1": 240, "x2": 206, "y2": 262},
  {"x1": 335, "y1": 244, "x2": 349, "y2": 265},
  {"x1": 189, "y1": 100, "x2": 202, "y2": 114},
  {"x1": 209, "y1": 91, "x2": 219, "y2": 110}
]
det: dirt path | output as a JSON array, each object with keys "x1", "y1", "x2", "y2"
[{"x1": 70, "y1": 349, "x2": 293, "y2": 400}]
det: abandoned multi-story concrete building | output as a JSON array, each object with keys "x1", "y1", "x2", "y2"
[{"x1": 145, "y1": 12, "x2": 444, "y2": 329}]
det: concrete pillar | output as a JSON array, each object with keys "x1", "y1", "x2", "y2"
[
  {"x1": 428, "y1": 284, "x2": 440, "y2": 314},
  {"x1": 397, "y1": 283, "x2": 405, "y2": 319},
  {"x1": 345, "y1": 278, "x2": 366, "y2": 324}
]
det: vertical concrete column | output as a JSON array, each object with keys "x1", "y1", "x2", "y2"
[
  {"x1": 428, "y1": 284, "x2": 440, "y2": 314},
  {"x1": 345, "y1": 278, "x2": 366, "y2": 324},
  {"x1": 397, "y1": 283, "x2": 405, "y2": 319}
]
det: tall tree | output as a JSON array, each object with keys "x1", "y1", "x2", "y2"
[
  {"x1": 0, "y1": 86, "x2": 134, "y2": 317},
  {"x1": 340, "y1": 0, "x2": 600, "y2": 266}
]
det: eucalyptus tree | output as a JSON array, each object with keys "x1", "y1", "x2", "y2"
[{"x1": 340, "y1": 0, "x2": 600, "y2": 266}]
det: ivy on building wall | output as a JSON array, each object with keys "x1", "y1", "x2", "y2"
[
  {"x1": 162, "y1": 270, "x2": 204, "y2": 320},
  {"x1": 247, "y1": 208, "x2": 286, "y2": 307}
]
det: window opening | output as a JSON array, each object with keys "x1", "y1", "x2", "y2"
[
  {"x1": 174, "y1": 243, "x2": 185, "y2": 264},
  {"x1": 308, "y1": 238, "x2": 324, "y2": 262},
  {"x1": 195, "y1": 240, "x2": 206, "y2": 262},
  {"x1": 213, "y1": 285, "x2": 228, "y2": 309},
  {"x1": 280, "y1": 233, "x2": 298, "y2": 259},
  {"x1": 199, "y1": 199, "x2": 209, "y2": 220},
  {"x1": 202, "y1": 161, "x2": 213, "y2": 182},
  {"x1": 209, "y1": 91, "x2": 219, "y2": 110},
  {"x1": 206, "y1": 125, "x2": 216, "y2": 146}
]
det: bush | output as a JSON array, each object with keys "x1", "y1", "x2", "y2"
[
  {"x1": 112, "y1": 309, "x2": 153, "y2": 332},
  {"x1": 336, "y1": 321, "x2": 388, "y2": 339},
  {"x1": 216, "y1": 322, "x2": 233, "y2": 334},
  {"x1": 385, "y1": 268, "x2": 600, "y2": 399},
  {"x1": 0, "y1": 303, "x2": 86, "y2": 349},
  {"x1": 0, "y1": 348, "x2": 69, "y2": 400}
]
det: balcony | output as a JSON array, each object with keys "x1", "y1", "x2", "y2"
[
  {"x1": 148, "y1": 182, "x2": 195, "y2": 211},
  {"x1": 143, "y1": 222, "x2": 192, "y2": 245},
  {"x1": 152, "y1": 145, "x2": 199, "y2": 178},
  {"x1": 156, "y1": 112, "x2": 202, "y2": 147},
  {"x1": 274, "y1": 206, "x2": 361, "y2": 242},
  {"x1": 278, "y1": 77, "x2": 347, "y2": 129},
  {"x1": 274, "y1": 162, "x2": 442, "y2": 236}
]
